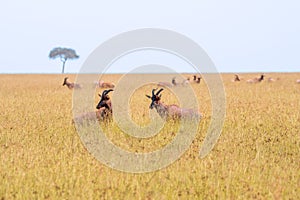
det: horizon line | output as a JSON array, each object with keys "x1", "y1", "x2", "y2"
[{"x1": 1, "y1": 71, "x2": 300, "y2": 75}]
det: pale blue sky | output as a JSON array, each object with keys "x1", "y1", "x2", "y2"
[{"x1": 0, "y1": 0, "x2": 299, "y2": 73}]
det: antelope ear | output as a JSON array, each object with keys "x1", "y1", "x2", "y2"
[
  {"x1": 145, "y1": 95, "x2": 151, "y2": 99},
  {"x1": 159, "y1": 94, "x2": 162, "y2": 98},
  {"x1": 98, "y1": 94, "x2": 102, "y2": 97}
]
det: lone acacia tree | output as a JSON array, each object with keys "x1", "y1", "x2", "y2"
[{"x1": 49, "y1": 47, "x2": 79, "y2": 73}]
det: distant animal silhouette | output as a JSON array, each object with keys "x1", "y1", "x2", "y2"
[
  {"x1": 232, "y1": 74, "x2": 241, "y2": 82},
  {"x1": 192, "y1": 75, "x2": 202, "y2": 84},
  {"x1": 181, "y1": 78, "x2": 190, "y2": 86},
  {"x1": 195, "y1": 77, "x2": 201, "y2": 84},
  {"x1": 267, "y1": 77, "x2": 280, "y2": 82},
  {"x1": 62, "y1": 77, "x2": 81, "y2": 89},
  {"x1": 246, "y1": 75, "x2": 264, "y2": 83},
  {"x1": 94, "y1": 80, "x2": 115, "y2": 88}
]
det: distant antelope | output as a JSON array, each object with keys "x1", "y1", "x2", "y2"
[
  {"x1": 246, "y1": 74, "x2": 265, "y2": 83},
  {"x1": 145, "y1": 88, "x2": 201, "y2": 119},
  {"x1": 181, "y1": 78, "x2": 190, "y2": 86},
  {"x1": 267, "y1": 77, "x2": 280, "y2": 82},
  {"x1": 171, "y1": 77, "x2": 178, "y2": 86},
  {"x1": 95, "y1": 80, "x2": 115, "y2": 88},
  {"x1": 157, "y1": 81, "x2": 173, "y2": 87},
  {"x1": 158, "y1": 77, "x2": 176, "y2": 88},
  {"x1": 159, "y1": 77, "x2": 189, "y2": 87},
  {"x1": 192, "y1": 75, "x2": 202, "y2": 84},
  {"x1": 232, "y1": 74, "x2": 241, "y2": 82},
  {"x1": 73, "y1": 89, "x2": 113, "y2": 124},
  {"x1": 62, "y1": 77, "x2": 82, "y2": 89},
  {"x1": 193, "y1": 75, "x2": 197, "y2": 82}
]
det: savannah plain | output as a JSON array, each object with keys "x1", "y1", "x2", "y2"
[{"x1": 0, "y1": 73, "x2": 299, "y2": 199}]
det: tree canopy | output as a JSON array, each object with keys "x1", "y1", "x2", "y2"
[{"x1": 49, "y1": 47, "x2": 79, "y2": 73}]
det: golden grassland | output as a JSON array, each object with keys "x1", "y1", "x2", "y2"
[{"x1": 0, "y1": 73, "x2": 299, "y2": 199}]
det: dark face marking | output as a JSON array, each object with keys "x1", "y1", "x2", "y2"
[
  {"x1": 147, "y1": 95, "x2": 161, "y2": 109},
  {"x1": 96, "y1": 96, "x2": 110, "y2": 109},
  {"x1": 96, "y1": 89, "x2": 113, "y2": 109},
  {"x1": 146, "y1": 88, "x2": 163, "y2": 109}
]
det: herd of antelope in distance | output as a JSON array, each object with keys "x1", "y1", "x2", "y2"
[
  {"x1": 63, "y1": 74, "x2": 300, "y2": 124},
  {"x1": 232, "y1": 74, "x2": 282, "y2": 83}
]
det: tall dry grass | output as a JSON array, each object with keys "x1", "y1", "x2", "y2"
[{"x1": 0, "y1": 73, "x2": 299, "y2": 199}]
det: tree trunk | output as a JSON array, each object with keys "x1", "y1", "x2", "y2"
[{"x1": 62, "y1": 60, "x2": 66, "y2": 74}]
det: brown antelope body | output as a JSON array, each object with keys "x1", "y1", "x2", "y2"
[
  {"x1": 62, "y1": 77, "x2": 82, "y2": 89},
  {"x1": 268, "y1": 77, "x2": 278, "y2": 82},
  {"x1": 247, "y1": 74, "x2": 265, "y2": 83},
  {"x1": 73, "y1": 89, "x2": 113, "y2": 124},
  {"x1": 157, "y1": 82, "x2": 173, "y2": 87},
  {"x1": 158, "y1": 77, "x2": 176, "y2": 88},
  {"x1": 181, "y1": 78, "x2": 190, "y2": 86},
  {"x1": 146, "y1": 88, "x2": 201, "y2": 120},
  {"x1": 96, "y1": 80, "x2": 115, "y2": 88},
  {"x1": 158, "y1": 77, "x2": 190, "y2": 87}
]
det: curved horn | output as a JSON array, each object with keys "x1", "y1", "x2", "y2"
[
  {"x1": 156, "y1": 88, "x2": 164, "y2": 96},
  {"x1": 152, "y1": 88, "x2": 156, "y2": 97},
  {"x1": 63, "y1": 77, "x2": 68, "y2": 85},
  {"x1": 101, "y1": 90, "x2": 106, "y2": 97},
  {"x1": 105, "y1": 89, "x2": 113, "y2": 95},
  {"x1": 102, "y1": 89, "x2": 113, "y2": 97}
]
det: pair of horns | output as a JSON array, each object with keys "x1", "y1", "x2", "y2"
[
  {"x1": 99, "y1": 89, "x2": 113, "y2": 97},
  {"x1": 151, "y1": 88, "x2": 164, "y2": 96}
]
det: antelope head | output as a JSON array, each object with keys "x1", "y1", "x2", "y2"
[
  {"x1": 193, "y1": 75, "x2": 197, "y2": 81},
  {"x1": 96, "y1": 89, "x2": 113, "y2": 109},
  {"x1": 146, "y1": 88, "x2": 164, "y2": 109},
  {"x1": 62, "y1": 77, "x2": 68, "y2": 86}
]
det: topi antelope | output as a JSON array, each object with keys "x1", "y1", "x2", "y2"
[
  {"x1": 146, "y1": 88, "x2": 201, "y2": 120},
  {"x1": 267, "y1": 77, "x2": 279, "y2": 82},
  {"x1": 73, "y1": 89, "x2": 113, "y2": 124},
  {"x1": 232, "y1": 74, "x2": 241, "y2": 82},
  {"x1": 181, "y1": 78, "x2": 190, "y2": 86},
  {"x1": 96, "y1": 89, "x2": 113, "y2": 111},
  {"x1": 192, "y1": 75, "x2": 202, "y2": 84},
  {"x1": 171, "y1": 77, "x2": 178, "y2": 86},
  {"x1": 193, "y1": 75, "x2": 197, "y2": 82},
  {"x1": 246, "y1": 74, "x2": 265, "y2": 83},
  {"x1": 158, "y1": 77, "x2": 177, "y2": 88},
  {"x1": 157, "y1": 81, "x2": 173, "y2": 87},
  {"x1": 95, "y1": 80, "x2": 115, "y2": 88},
  {"x1": 158, "y1": 77, "x2": 189, "y2": 87},
  {"x1": 62, "y1": 77, "x2": 82, "y2": 89}
]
